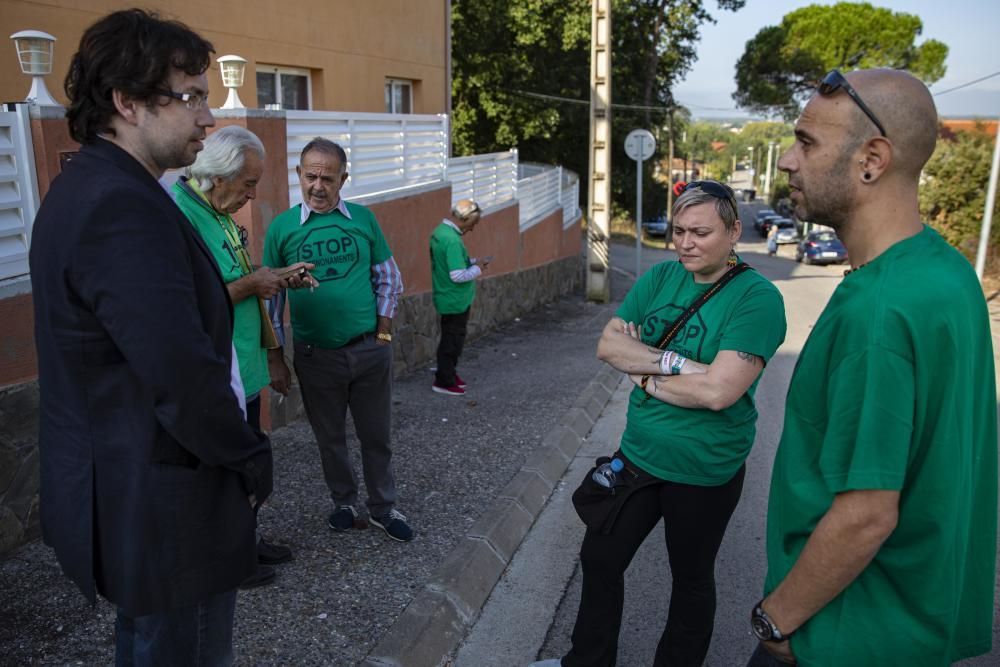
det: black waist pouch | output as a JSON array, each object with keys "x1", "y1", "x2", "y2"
[{"x1": 571, "y1": 450, "x2": 661, "y2": 535}]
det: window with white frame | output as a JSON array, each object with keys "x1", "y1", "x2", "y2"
[
  {"x1": 256, "y1": 65, "x2": 311, "y2": 110},
  {"x1": 384, "y1": 78, "x2": 412, "y2": 114}
]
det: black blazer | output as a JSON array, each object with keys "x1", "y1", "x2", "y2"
[{"x1": 29, "y1": 139, "x2": 273, "y2": 616}]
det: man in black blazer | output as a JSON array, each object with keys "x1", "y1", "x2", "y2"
[{"x1": 29, "y1": 10, "x2": 272, "y2": 664}]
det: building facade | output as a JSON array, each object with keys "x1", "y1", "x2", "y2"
[{"x1": 1, "y1": 0, "x2": 450, "y2": 115}]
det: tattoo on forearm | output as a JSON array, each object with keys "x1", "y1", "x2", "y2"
[{"x1": 737, "y1": 351, "x2": 762, "y2": 366}]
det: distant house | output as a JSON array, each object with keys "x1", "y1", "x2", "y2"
[{"x1": 939, "y1": 119, "x2": 998, "y2": 143}]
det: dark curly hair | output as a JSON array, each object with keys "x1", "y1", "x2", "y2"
[{"x1": 64, "y1": 9, "x2": 214, "y2": 144}]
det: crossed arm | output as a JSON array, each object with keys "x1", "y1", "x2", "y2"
[{"x1": 596, "y1": 316, "x2": 764, "y2": 411}]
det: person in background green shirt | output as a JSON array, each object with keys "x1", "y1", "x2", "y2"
[
  {"x1": 532, "y1": 180, "x2": 786, "y2": 667},
  {"x1": 747, "y1": 69, "x2": 997, "y2": 667},
  {"x1": 173, "y1": 126, "x2": 314, "y2": 589},
  {"x1": 429, "y1": 199, "x2": 491, "y2": 396}
]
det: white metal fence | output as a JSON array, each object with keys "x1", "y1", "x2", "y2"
[
  {"x1": 283, "y1": 111, "x2": 580, "y2": 230},
  {"x1": 0, "y1": 105, "x2": 39, "y2": 282},
  {"x1": 446, "y1": 150, "x2": 517, "y2": 211},
  {"x1": 517, "y1": 166, "x2": 563, "y2": 230},
  {"x1": 285, "y1": 111, "x2": 448, "y2": 205},
  {"x1": 560, "y1": 172, "x2": 581, "y2": 228}
]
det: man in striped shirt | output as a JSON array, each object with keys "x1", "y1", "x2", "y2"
[{"x1": 265, "y1": 137, "x2": 412, "y2": 542}]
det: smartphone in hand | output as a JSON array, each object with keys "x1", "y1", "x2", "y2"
[{"x1": 277, "y1": 264, "x2": 308, "y2": 279}]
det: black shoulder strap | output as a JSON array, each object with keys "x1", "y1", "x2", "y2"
[{"x1": 654, "y1": 262, "x2": 753, "y2": 350}]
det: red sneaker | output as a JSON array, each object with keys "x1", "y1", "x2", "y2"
[
  {"x1": 455, "y1": 373, "x2": 467, "y2": 389},
  {"x1": 432, "y1": 382, "x2": 466, "y2": 396}
]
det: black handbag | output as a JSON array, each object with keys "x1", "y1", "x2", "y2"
[
  {"x1": 571, "y1": 262, "x2": 753, "y2": 533},
  {"x1": 571, "y1": 451, "x2": 659, "y2": 534}
]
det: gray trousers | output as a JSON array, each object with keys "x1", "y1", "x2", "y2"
[{"x1": 293, "y1": 337, "x2": 396, "y2": 516}]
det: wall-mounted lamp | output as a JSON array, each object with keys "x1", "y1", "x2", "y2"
[
  {"x1": 10, "y1": 30, "x2": 59, "y2": 106},
  {"x1": 217, "y1": 55, "x2": 247, "y2": 109}
]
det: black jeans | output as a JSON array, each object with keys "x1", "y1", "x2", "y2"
[
  {"x1": 435, "y1": 308, "x2": 470, "y2": 386},
  {"x1": 246, "y1": 396, "x2": 261, "y2": 431},
  {"x1": 563, "y1": 465, "x2": 746, "y2": 667}
]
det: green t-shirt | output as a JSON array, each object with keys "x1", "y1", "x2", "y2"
[
  {"x1": 615, "y1": 259, "x2": 786, "y2": 485},
  {"x1": 263, "y1": 202, "x2": 392, "y2": 348},
  {"x1": 430, "y1": 221, "x2": 475, "y2": 314},
  {"x1": 171, "y1": 179, "x2": 269, "y2": 397},
  {"x1": 765, "y1": 226, "x2": 997, "y2": 665}
]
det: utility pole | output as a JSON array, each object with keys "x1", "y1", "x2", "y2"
[
  {"x1": 975, "y1": 119, "x2": 1000, "y2": 281},
  {"x1": 666, "y1": 109, "x2": 674, "y2": 214},
  {"x1": 586, "y1": 0, "x2": 612, "y2": 302},
  {"x1": 763, "y1": 141, "x2": 776, "y2": 202}
]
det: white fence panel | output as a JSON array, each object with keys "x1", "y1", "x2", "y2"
[
  {"x1": 446, "y1": 150, "x2": 518, "y2": 210},
  {"x1": 0, "y1": 105, "x2": 39, "y2": 281},
  {"x1": 561, "y1": 172, "x2": 581, "y2": 227},
  {"x1": 286, "y1": 111, "x2": 447, "y2": 205},
  {"x1": 517, "y1": 167, "x2": 562, "y2": 231}
]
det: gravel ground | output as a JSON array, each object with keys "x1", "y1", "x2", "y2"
[{"x1": 0, "y1": 275, "x2": 630, "y2": 666}]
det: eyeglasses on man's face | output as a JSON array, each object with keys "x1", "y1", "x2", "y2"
[
  {"x1": 156, "y1": 89, "x2": 210, "y2": 111},
  {"x1": 817, "y1": 70, "x2": 887, "y2": 138}
]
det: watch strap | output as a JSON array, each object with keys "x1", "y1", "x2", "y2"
[{"x1": 752, "y1": 599, "x2": 794, "y2": 642}]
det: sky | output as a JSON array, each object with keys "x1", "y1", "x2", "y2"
[{"x1": 673, "y1": 0, "x2": 1000, "y2": 119}]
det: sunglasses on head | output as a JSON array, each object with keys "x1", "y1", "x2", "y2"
[
  {"x1": 818, "y1": 69, "x2": 887, "y2": 138},
  {"x1": 683, "y1": 180, "x2": 738, "y2": 207}
]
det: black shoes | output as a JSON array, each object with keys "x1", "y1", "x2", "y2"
[
  {"x1": 240, "y1": 538, "x2": 293, "y2": 589},
  {"x1": 257, "y1": 538, "x2": 293, "y2": 565},
  {"x1": 239, "y1": 564, "x2": 276, "y2": 590}
]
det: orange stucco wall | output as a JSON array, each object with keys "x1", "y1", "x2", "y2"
[
  {"x1": 561, "y1": 219, "x2": 583, "y2": 259},
  {"x1": 520, "y1": 210, "x2": 566, "y2": 269},
  {"x1": 464, "y1": 204, "x2": 521, "y2": 277},
  {"x1": 2, "y1": 1, "x2": 448, "y2": 114},
  {"x1": 368, "y1": 186, "x2": 452, "y2": 296}
]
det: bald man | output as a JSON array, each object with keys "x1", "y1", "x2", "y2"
[
  {"x1": 747, "y1": 69, "x2": 997, "y2": 666},
  {"x1": 429, "y1": 199, "x2": 490, "y2": 395}
]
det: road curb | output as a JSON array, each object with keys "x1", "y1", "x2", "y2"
[{"x1": 361, "y1": 365, "x2": 622, "y2": 667}]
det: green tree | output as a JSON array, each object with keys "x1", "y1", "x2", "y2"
[
  {"x1": 920, "y1": 127, "x2": 1000, "y2": 269},
  {"x1": 451, "y1": 0, "x2": 746, "y2": 219},
  {"x1": 733, "y1": 2, "x2": 948, "y2": 118}
]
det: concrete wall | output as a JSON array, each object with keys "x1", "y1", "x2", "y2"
[
  {"x1": 2, "y1": 0, "x2": 448, "y2": 114},
  {"x1": 0, "y1": 108, "x2": 583, "y2": 556}
]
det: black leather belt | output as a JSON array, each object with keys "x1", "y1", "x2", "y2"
[
  {"x1": 338, "y1": 331, "x2": 373, "y2": 349},
  {"x1": 301, "y1": 332, "x2": 373, "y2": 355}
]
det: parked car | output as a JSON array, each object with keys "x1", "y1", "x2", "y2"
[
  {"x1": 795, "y1": 230, "x2": 848, "y2": 265},
  {"x1": 642, "y1": 215, "x2": 668, "y2": 238},
  {"x1": 753, "y1": 209, "x2": 775, "y2": 233},
  {"x1": 774, "y1": 219, "x2": 799, "y2": 244},
  {"x1": 759, "y1": 214, "x2": 783, "y2": 237}
]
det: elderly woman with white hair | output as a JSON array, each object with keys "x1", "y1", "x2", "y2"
[{"x1": 171, "y1": 125, "x2": 313, "y2": 589}]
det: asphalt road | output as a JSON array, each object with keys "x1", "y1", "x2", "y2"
[{"x1": 456, "y1": 203, "x2": 1000, "y2": 667}]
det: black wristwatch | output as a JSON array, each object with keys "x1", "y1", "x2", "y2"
[{"x1": 751, "y1": 599, "x2": 793, "y2": 642}]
